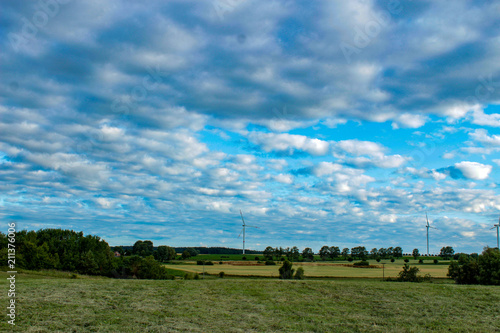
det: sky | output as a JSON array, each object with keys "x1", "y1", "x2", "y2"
[{"x1": 1, "y1": 0, "x2": 500, "y2": 254}]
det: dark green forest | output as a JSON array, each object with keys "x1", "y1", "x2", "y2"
[{"x1": 0, "y1": 229, "x2": 173, "y2": 279}]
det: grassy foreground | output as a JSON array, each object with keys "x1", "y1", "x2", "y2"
[{"x1": 1, "y1": 271, "x2": 499, "y2": 332}]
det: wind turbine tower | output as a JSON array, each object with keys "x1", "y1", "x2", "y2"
[
  {"x1": 491, "y1": 216, "x2": 500, "y2": 249},
  {"x1": 238, "y1": 210, "x2": 259, "y2": 255},
  {"x1": 426, "y1": 213, "x2": 437, "y2": 256}
]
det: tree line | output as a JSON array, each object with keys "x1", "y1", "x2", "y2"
[
  {"x1": 0, "y1": 229, "x2": 175, "y2": 280},
  {"x1": 262, "y1": 245, "x2": 405, "y2": 261}
]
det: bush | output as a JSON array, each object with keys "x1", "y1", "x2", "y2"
[
  {"x1": 184, "y1": 272, "x2": 195, "y2": 280},
  {"x1": 197, "y1": 260, "x2": 214, "y2": 265},
  {"x1": 448, "y1": 247, "x2": 500, "y2": 285},
  {"x1": 218, "y1": 271, "x2": 225, "y2": 278},
  {"x1": 294, "y1": 267, "x2": 305, "y2": 280},
  {"x1": 404, "y1": 258, "x2": 409, "y2": 263},
  {"x1": 397, "y1": 264, "x2": 425, "y2": 282},
  {"x1": 279, "y1": 260, "x2": 294, "y2": 279},
  {"x1": 194, "y1": 273, "x2": 200, "y2": 280},
  {"x1": 433, "y1": 259, "x2": 439, "y2": 264},
  {"x1": 254, "y1": 256, "x2": 260, "y2": 261},
  {"x1": 390, "y1": 258, "x2": 395, "y2": 263},
  {"x1": 242, "y1": 256, "x2": 247, "y2": 260},
  {"x1": 376, "y1": 258, "x2": 381, "y2": 262},
  {"x1": 265, "y1": 260, "x2": 276, "y2": 265},
  {"x1": 418, "y1": 259, "x2": 424, "y2": 264},
  {"x1": 353, "y1": 260, "x2": 369, "y2": 267},
  {"x1": 347, "y1": 257, "x2": 353, "y2": 262}
]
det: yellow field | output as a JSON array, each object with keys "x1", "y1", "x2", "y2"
[{"x1": 166, "y1": 260, "x2": 450, "y2": 278}]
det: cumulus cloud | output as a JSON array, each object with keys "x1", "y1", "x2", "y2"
[
  {"x1": 247, "y1": 132, "x2": 329, "y2": 156},
  {"x1": 444, "y1": 161, "x2": 493, "y2": 180}
]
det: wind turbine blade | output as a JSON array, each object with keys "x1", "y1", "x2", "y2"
[
  {"x1": 238, "y1": 229, "x2": 243, "y2": 238},
  {"x1": 492, "y1": 226, "x2": 497, "y2": 230},
  {"x1": 426, "y1": 212, "x2": 429, "y2": 226},
  {"x1": 240, "y1": 210, "x2": 245, "y2": 226}
]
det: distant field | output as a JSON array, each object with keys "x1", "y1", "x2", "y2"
[
  {"x1": 167, "y1": 259, "x2": 450, "y2": 278},
  {"x1": 1, "y1": 270, "x2": 499, "y2": 332}
]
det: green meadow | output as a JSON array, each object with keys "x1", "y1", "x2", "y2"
[{"x1": 1, "y1": 269, "x2": 499, "y2": 332}]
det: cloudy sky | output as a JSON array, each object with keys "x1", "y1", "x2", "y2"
[{"x1": 1, "y1": 0, "x2": 500, "y2": 253}]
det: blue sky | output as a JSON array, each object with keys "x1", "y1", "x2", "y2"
[{"x1": 1, "y1": 0, "x2": 500, "y2": 253}]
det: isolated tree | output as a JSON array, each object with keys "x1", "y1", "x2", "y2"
[
  {"x1": 397, "y1": 264, "x2": 423, "y2": 282},
  {"x1": 181, "y1": 250, "x2": 191, "y2": 259},
  {"x1": 412, "y1": 248, "x2": 420, "y2": 260},
  {"x1": 329, "y1": 246, "x2": 340, "y2": 259},
  {"x1": 319, "y1": 246, "x2": 331, "y2": 260},
  {"x1": 393, "y1": 246, "x2": 403, "y2": 258},
  {"x1": 186, "y1": 248, "x2": 199, "y2": 257},
  {"x1": 439, "y1": 246, "x2": 455, "y2": 260},
  {"x1": 477, "y1": 247, "x2": 500, "y2": 285},
  {"x1": 341, "y1": 248, "x2": 350, "y2": 259},
  {"x1": 302, "y1": 247, "x2": 314, "y2": 261},
  {"x1": 279, "y1": 260, "x2": 295, "y2": 279},
  {"x1": 155, "y1": 246, "x2": 176, "y2": 262}
]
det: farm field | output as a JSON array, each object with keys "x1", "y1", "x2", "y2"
[
  {"x1": 1, "y1": 270, "x2": 499, "y2": 332},
  {"x1": 167, "y1": 259, "x2": 450, "y2": 278}
]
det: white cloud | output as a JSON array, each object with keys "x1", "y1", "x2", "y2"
[
  {"x1": 454, "y1": 161, "x2": 492, "y2": 180},
  {"x1": 274, "y1": 173, "x2": 294, "y2": 184},
  {"x1": 247, "y1": 132, "x2": 329, "y2": 156}
]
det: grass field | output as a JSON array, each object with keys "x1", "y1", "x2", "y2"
[
  {"x1": 1, "y1": 270, "x2": 499, "y2": 332},
  {"x1": 168, "y1": 259, "x2": 450, "y2": 278}
]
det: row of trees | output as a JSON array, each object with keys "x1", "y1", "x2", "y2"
[
  {"x1": 0, "y1": 229, "x2": 174, "y2": 279},
  {"x1": 263, "y1": 245, "x2": 405, "y2": 261}
]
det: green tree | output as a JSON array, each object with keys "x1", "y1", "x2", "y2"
[
  {"x1": 279, "y1": 260, "x2": 295, "y2": 279},
  {"x1": 133, "y1": 240, "x2": 154, "y2": 257},
  {"x1": 155, "y1": 246, "x2": 176, "y2": 262},
  {"x1": 302, "y1": 247, "x2": 314, "y2": 261},
  {"x1": 263, "y1": 246, "x2": 275, "y2": 260},
  {"x1": 290, "y1": 246, "x2": 300, "y2": 261},
  {"x1": 319, "y1": 246, "x2": 331, "y2": 260},
  {"x1": 329, "y1": 246, "x2": 340, "y2": 259},
  {"x1": 370, "y1": 248, "x2": 378, "y2": 259},
  {"x1": 393, "y1": 246, "x2": 403, "y2": 258},
  {"x1": 186, "y1": 248, "x2": 199, "y2": 257},
  {"x1": 341, "y1": 248, "x2": 350, "y2": 259},
  {"x1": 181, "y1": 250, "x2": 191, "y2": 259},
  {"x1": 412, "y1": 248, "x2": 420, "y2": 260},
  {"x1": 351, "y1": 246, "x2": 368, "y2": 259},
  {"x1": 439, "y1": 246, "x2": 455, "y2": 260},
  {"x1": 477, "y1": 247, "x2": 500, "y2": 285}
]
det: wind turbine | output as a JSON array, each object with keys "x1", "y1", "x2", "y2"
[
  {"x1": 238, "y1": 210, "x2": 259, "y2": 255},
  {"x1": 426, "y1": 213, "x2": 437, "y2": 256},
  {"x1": 491, "y1": 216, "x2": 500, "y2": 249}
]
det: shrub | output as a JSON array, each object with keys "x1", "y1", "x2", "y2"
[
  {"x1": 218, "y1": 271, "x2": 225, "y2": 278},
  {"x1": 194, "y1": 273, "x2": 200, "y2": 280},
  {"x1": 397, "y1": 264, "x2": 424, "y2": 282},
  {"x1": 347, "y1": 257, "x2": 353, "y2": 262},
  {"x1": 265, "y1": 260, "x2": 276, "y2": 265},
  {"x1": 353, "y1": 260, "x2": 370, "y2": 267},
  {"x1": 294, "y1": 267, "x2": 305, "y2": 280},
  {"x1": 433, "y1": 259, "x2": 439, "y2": 264},
  {"x1": 183, "y1": 272, "x2": 195, "y2": 280},
  {"x1": 404, "y1": 258, "x2": 409, "y2": 263},
  {"x1": 448, "y1": 247, "x2": 500, "y2": 285},
  {"x1": 70, "y1": 273, "x2": 78, "y2": 279},
  {"x1": 219, "y1": 261, "x2": 223, "y2": 265},
  {"x1": 197, "y1": 260, "x2": 214, "y2": 265},
  {"x1": 254, "y1": 256, "x2": 260, "y2": 261},
  {"x1": 418, "y1": 259, "x2": 424, "y2": 264},
  {"x1": 376, "y1": 258, "x2": 381, "y2": 262},
  {"x1": 242, "y1": 256, "x2": 247, "y2": 260},
  {"x1": 279, "y1": 260, "x2": 294, "y2": 279},
  {"x1": 390, "y1": 258, "x2": 395, "y2": 263}
]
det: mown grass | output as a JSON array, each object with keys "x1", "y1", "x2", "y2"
[
  {"x1": 1, "y1": 270, "x2": 499, "y2": 332},
  {"x1": 168, "y1": 259, "x2": 450, "y2": 278}
]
